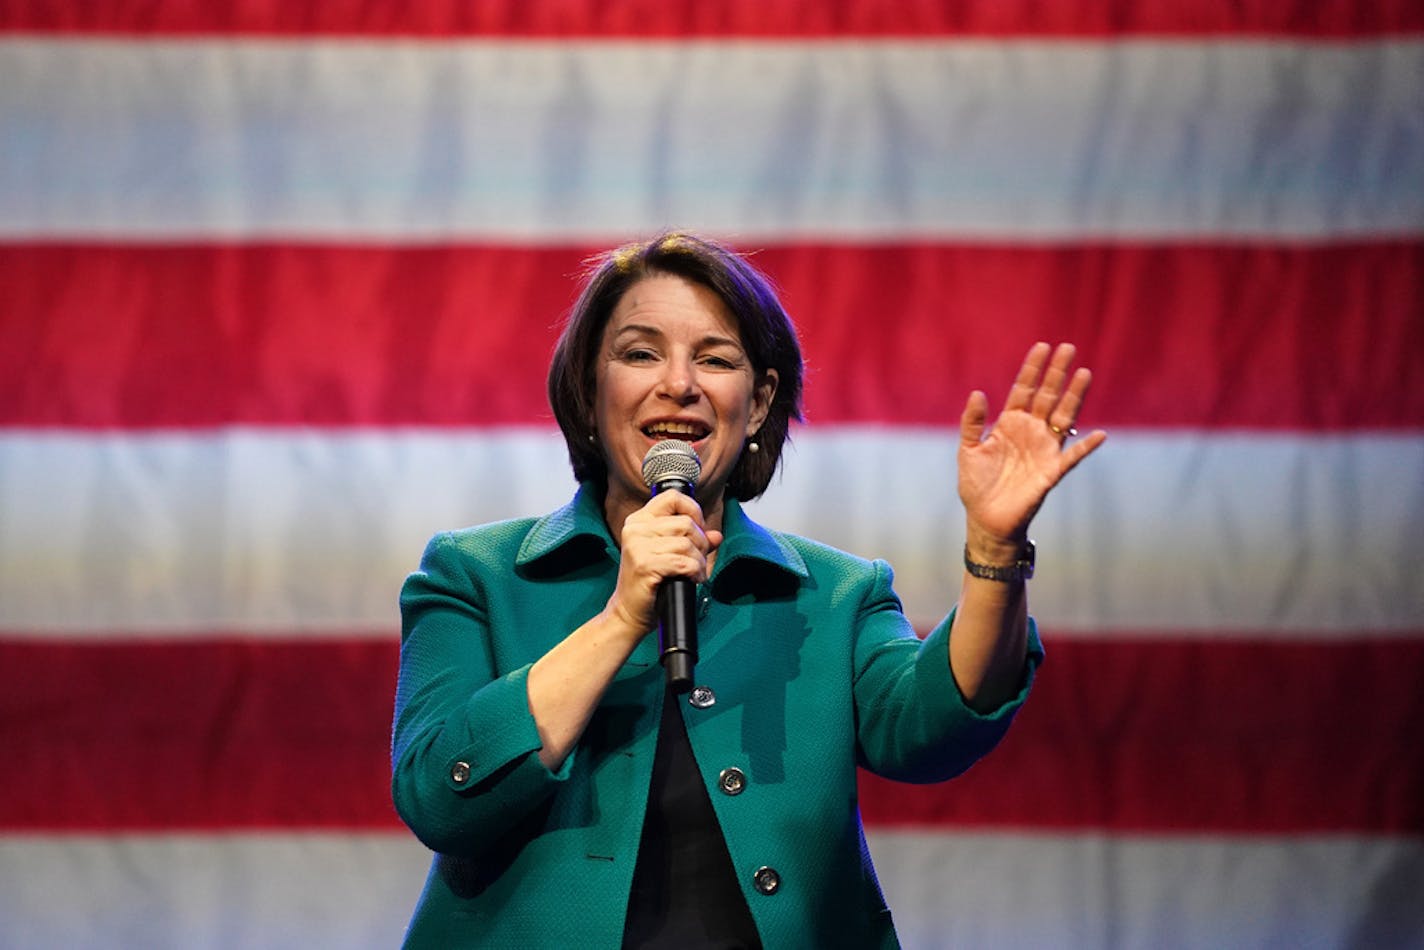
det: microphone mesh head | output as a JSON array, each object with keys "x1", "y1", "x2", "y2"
[{"x1": 641, "y1": 439, "x2": 701, "y2": 489}]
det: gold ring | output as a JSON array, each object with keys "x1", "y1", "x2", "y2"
[{"x1": 1048, "y1": 423, "x2": 1078, "y2": 438}]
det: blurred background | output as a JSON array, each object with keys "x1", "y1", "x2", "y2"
[{"x1": 2, "y1": 4, "x2": 1422, "y2": 948}]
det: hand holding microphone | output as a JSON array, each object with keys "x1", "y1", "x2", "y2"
[{"x1": 641, "y1": 440, "x2": 703, "y2": 693}]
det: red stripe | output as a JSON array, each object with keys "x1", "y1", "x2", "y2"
[
  {"x1": 862, "y1": 636, "x2": 1424, "y2": 834},
  {"x1": 0, "y1": 638, "x2": 401, "y2": 831},
  {"x1": 2, "y1": 635, "x2": 1420, "y2": 833},
  {"x1": 4, "y1": 241, "x2": 1421, "y2": 431},
  {"x1": 1, "y1": 0, "x2": 1420, "y2": 37}
]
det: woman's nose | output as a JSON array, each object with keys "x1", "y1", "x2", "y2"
[{"x1": 658, "y1": 355, "x2": 700, "y2": 401}]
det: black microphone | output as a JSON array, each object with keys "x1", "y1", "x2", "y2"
[{"x1": 641, "y1": 439, "x2": 702, "y2": 694}]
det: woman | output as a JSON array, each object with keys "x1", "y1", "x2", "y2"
[{"x1": 392, "y1": 232, "x2": 1105, "y2": 947}]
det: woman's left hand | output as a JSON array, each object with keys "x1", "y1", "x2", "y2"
[{"x1": 958, "y1": 342, "x2": 1107, "y2": 558}]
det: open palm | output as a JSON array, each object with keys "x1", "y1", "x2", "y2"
[{"x1": 958, "y1": 343, "x2": 1107, "y2": 547}]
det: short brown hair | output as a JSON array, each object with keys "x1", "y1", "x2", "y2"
[{"x1": 547, "y1": 232, "x2": 804, "y2": 501}]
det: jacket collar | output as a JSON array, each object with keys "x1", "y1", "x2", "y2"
[
  {"x1": 514, "y1": 482, "x2": 616, "y2": 572},
  {"x1": 516, "y1": 483, "x2": 808, "y2": 590},
  {"x1": 714, "y1": 493, "x2": 809, "y2": 585}
]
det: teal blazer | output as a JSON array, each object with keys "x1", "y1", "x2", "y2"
[{"x1": 393, "y1": 484, "x2": 1042, "y2": 947}]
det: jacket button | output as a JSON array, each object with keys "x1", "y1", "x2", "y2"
[
  {"x1": 718, "y1": 767, "x2": 746, "y2": 796},
  {"x1": 449, "y1": 761, "x2": 472, "y2": 786},
  {"x1": 753, "y1": 865, "x2": 781, "y2": 895},
  {"x1": 688, "y1": 685, "x2": 716, "y2": 709}
]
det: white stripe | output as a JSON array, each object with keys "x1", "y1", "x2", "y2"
[
  {"x1": 866, "y1": 830, "x2": 1424, "y2": 950},
  {"x1": 0, "y1": 831, "x2": 1418, "y2": 949},
  {"x1": 2, "y1": 428, "x2": 1421, "y2": 637},
  {"x1": 2, "y1": 39, "x2": 1421, "y2": 241},
  {"x1": 0, "y1": 833, "x2": 428, "y2": 949}
]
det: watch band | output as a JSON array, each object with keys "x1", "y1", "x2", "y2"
[{"x1": 963, "y1": 540, "x2": 1035, "y2": 582}]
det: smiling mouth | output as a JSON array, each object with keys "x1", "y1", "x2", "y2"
[{"x1": 642, "y1": 422, "x2": 710, "y2": 441}]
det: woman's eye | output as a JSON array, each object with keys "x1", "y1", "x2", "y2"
[
  {"x1": 622, "y1": 348, "x2": 657, "y2": 362},
  {"x1": 702, "y1": 355, "x2": 737, "y2": 369}
]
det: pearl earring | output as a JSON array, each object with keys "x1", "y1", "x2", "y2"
[{"x1": 747, "y1": 440, "x2": 760, "y2": 454}]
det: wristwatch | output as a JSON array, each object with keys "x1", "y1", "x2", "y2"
[{"x1": 963, "y1": 541, "x2": 1035, "y2": 582}]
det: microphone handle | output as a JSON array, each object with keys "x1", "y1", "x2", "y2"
[
  {"x1": 657, "y1": 578, "x2": 697, "y2": 693},
  {"x1": 651, "y1": 475, "x2": 698, "y2": 693}
]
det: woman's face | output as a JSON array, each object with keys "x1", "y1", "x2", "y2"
[{"x1": 594, "y1": 273, "x2": 777, "y2": 523}]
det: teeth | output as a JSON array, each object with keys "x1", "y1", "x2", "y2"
[{"x1": 644, "y1": 423, "x2": 707, "y2": 439}]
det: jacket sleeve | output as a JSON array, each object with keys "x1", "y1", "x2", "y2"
[
  {"x1": 851, "y1": 558, "x2": 1044, "y2": 783},
  {"x1": 391, "y1": 531, "x2": 573, "y2": 857}
]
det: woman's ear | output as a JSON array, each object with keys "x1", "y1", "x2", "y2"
[{"x1": 749, "y1": 368, "x2": 779, "y2": 434}]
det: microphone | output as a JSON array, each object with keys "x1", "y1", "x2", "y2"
[{"x1": 641, "y1": 439, "x2": 702, "y2": 694}]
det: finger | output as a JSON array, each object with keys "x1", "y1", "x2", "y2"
[
  {"x1": 644, "y1": 488, "x2": 706, "y2": 525},
  {"x1": 636, "y1": 513, "x2": 713, "y2": 554},
  {"x1": 960, "y1": 390, "x2": 990, "y2": 446},
  {"x1": 1030, "y1": 343, "x2": 1077, "y2": 419},
  {"x1": 1003, "y1": 341, "x2": 1051, "y2": 412},
  {"x1": 1048, "y1": 366, "x2": 1093, "y2": 435},
  {"x1": 628, "y1": 532, "x2": 711, "y2": 582},
  {"x1": 654, "y1": 547, "x2": 711, "y2": 581},
  {"x1": 1057, "y1": 428, "x2": 1108, "y2": 477}
]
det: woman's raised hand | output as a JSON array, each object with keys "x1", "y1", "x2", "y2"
[
  {"x1": 957, "y1": 342, "x2": 1107, "y2": 558},
  {"x1": 604, "y1": 491, "x2": 722, "y2": 637}
]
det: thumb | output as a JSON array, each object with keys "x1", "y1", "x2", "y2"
[{"x1": 960, "y1": 390, "x2": 989, "y2": 447}]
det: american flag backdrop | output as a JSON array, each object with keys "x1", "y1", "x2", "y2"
[{"x1": 2, "y1": 4, "x2": 1422, "y2": 948}]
